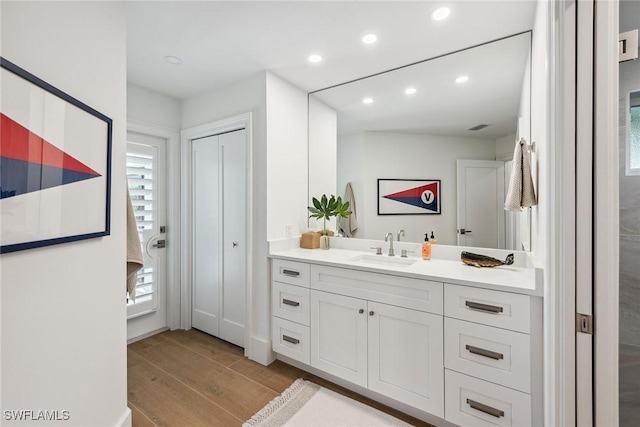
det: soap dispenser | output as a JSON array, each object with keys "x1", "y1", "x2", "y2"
[
  {"x1": 430, "y1": 231, "x2": 437, "y2": 244},
  {"x1": 422, "y1": 233, "x2": 432, "y2": 260}
]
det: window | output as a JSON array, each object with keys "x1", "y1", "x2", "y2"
[
  {"x1": 627, "y1": 91, "x2": 640, "y2": 175},
  {"x1": 126, "y1": 146, "x2": 157, "y2": 314}
]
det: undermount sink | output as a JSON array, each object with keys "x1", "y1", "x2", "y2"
[{"x1": 348, "y1": 254, "x2": 418, "y2": 268}]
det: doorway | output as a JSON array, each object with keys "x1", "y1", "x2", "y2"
[
  {"x1": 191, "y1": 129, "x2": 247, "y2": 348},
  {"x1": 126, "y1": 131, "x2": 168, "y2": 340},
  {"x1": 456, "y1": 159, "x2": 505, "y2": 248},
  {"x1": 181, "y1": 113, "x2": 253, "y2": 353}
]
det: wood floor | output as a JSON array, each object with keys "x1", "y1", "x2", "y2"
[{"x1": 128, "y1": 329, "x2": 434, "y2": 427}]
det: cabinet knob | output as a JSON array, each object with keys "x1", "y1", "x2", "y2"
[
  {"x1": 359, "y1": 309, "x2": 364, "y2": 314},
  {"x1": 369, "y1": 311, "x2": 374, "y2": 316}
]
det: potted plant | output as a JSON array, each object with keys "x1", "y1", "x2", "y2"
[{"x1": 308, "y1": 194, "x2": 352, "y2": 249}]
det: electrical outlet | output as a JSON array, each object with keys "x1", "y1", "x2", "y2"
[{"x1": 285, "y1": 224, "x2": 293, "y2": 238}]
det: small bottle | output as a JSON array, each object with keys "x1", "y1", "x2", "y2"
[
  {"x1": 430, "y1": 231, "x2": 437, "y2": 244},
  {"x1": 422, "y1": 233, "x2": 432, "y2": 260}
]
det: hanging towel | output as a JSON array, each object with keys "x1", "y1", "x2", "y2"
[
  {"x1": 126, "y1": 187, "x2": 143, "y2": 302},
  {"x1": 338, "y1": 182, "x2": 358, "y2": 238},
  {"x1": 505, "y1": 138, "x2": 537, "y2": 211}
]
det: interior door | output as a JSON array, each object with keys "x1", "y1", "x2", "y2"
[
  {"x1": 126, "y1": 132, "x2": 168, "y2": 340},
  {"x1": 456, "y1": 160, "x2": 505, "y2": 248},
  {"x1": 191, "y1": 129, "x2": 246, "y2": 347}
]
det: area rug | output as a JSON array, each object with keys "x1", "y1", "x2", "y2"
[{"x1": 243, "y1": 378, "x2": 412, "y2": 427}]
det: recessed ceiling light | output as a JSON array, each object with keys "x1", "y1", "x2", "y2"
[
  {"x1": 308, "y1": 54, "x2": 323, "y2": 63},
  {"x1": 362, "y1": 97, "x2": 374, "y2": 104},
  {"x1": 164, "y1": 56, "x2": 183, "y2": 65},
  {"x1": 455, "y1": 75, "x2": 469, "y2": 84},
  {"x1": 405, "y1": 87, "x2": 417, "y2": 95},
  {"x1": 362, "y1": 34, "x2": 378, "y2": 44},
  {"x1": 432, "y1": 7, "x2": 451, "y2": 21}
]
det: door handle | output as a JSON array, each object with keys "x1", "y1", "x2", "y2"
[
  {"x1": 152, "y1": 239, "x2": 166, "y2": 249},
  {"x1": 465, "y1": 300, "x2": 503, "y2": 313},
  {"x1": 466, "y1": 399, "x2": 504, "y2": 418},
  {"x1": 282, "y1": 299, "x2": 300, "y2": 307},
  {"x1": 465, "y1": 344, "x2": 504, "y2": 360},
  {"x1": 282, "y1": 335, "x2": 300, "y2": 344},
  {"x1": 459, "y1": 228, "x2": 473, "y2": 235}
]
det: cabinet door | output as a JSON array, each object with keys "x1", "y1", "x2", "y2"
[
  {"x1": 368, "y1": 301, "x2": 444, "y2": 417},
  {"x1": 310, "y1": 290, "x2": 367, "y2": 387}
]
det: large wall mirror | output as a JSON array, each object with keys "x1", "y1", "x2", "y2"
[{"x1": 309, "y1": 31, "x2": 533, "y2": 250}]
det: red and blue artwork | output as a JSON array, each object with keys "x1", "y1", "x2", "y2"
[
  {"x1": 0, "y1": 113, "x2": 101, "y2": 199},
  {"x1": 1, "y1": 57, "x2": 111, "y2": 253},
  {"x1": 378, "y1": 179, "x2": 441, "y2": 215}
]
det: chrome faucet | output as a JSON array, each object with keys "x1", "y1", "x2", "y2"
[
  {"x1": 397, "y1": 229, "x2": 405, "y2": 242},
  {"x1": 384, "y1": 232, "x2": 395, "y2": 256}
]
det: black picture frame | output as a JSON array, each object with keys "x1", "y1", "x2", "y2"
[
  {"x1": 377, "y1": 178, "x2": 442, "y2": 215},
  {"x1": 1, "y1": 57, "x2": 112, "y2": 253}
]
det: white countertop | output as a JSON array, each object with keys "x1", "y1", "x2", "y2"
[{"x1": 269, "y1": 238, "x2": 543, "y2": 297}]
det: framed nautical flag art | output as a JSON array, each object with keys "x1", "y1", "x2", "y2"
[
  {"x1": 377, "y1": 179, "x2": 441, "y2": 215},
  {"x1": 0, "y1": 57, "x2": 112, "y2": 253}
]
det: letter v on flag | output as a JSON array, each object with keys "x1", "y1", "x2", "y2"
[
  {"x1": 383, "y1": 181, "x2": 440, "y2": 213},
  {"x1": 0, "y1": 113, "x2": 101, "y2": 199}
]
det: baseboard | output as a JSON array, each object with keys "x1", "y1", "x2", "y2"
[
  {"x1": 127, "y1": 327, "x2": 169, "y2": 345},
  {"x1": 249, "y1": 335, "x2": 276, "y2": 365},
  {"x1": 115, "y1": 407, "x2": 132, "y2": 427}
]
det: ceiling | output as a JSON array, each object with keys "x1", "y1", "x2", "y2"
[
  {"x1": 126, "y1": 1, "x2": 537, "y2": 100},
  {"x1": 312, "y1": 32, "x2": 531, "y2": 138}
]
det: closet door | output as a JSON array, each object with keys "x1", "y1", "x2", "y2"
[
  {"x1": 219, "y1": 130, "x2": 246, "y2": 346},
  {"x1": 191, "y1": 129, "x2": 246, "y2": 347},
  {"x1": 192, "y1": 135, "x2": 221, "y2": 338}
]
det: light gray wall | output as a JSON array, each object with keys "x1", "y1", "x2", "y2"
[
  {"x1": 127, "y1": 83, "x2": 182, "y2": 130},
  {"x1": 1, "y1": 2, "x2": 130, "y2": 426},
  {"x1": 337, "y1": 131, "x2": 496, "y2": 245},
  {"x1": 619, "y1": 0, "x2": 640, "y2": 348}
]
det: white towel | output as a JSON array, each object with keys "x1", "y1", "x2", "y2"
[
  {"x1": 126, "y1": 188, "x2": 143, "y2": 302},
  {"x1": 338, "y1": 183, "x2": 358, "y2": 238},
  {"x1": 505, "y1": 138, "x2": 537, "y2": 211}
]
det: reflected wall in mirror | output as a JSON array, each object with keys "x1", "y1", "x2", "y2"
[{"x1": 309, "y1": 32, "x2": 533, "y2": 250}]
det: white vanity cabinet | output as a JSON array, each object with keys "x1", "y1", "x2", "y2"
[
  {"x1": 271, "y1": 259, "x2": 311, "y2": 364},
  {"x1": 443, "y1": 283, "x2": 542, "y2": 427},
  {"x1": 309, "y1": 264, "x2": 444, "y2": 416},
  {"x1": 269, "y1": 255, "x2": 541, "y2": 426}
]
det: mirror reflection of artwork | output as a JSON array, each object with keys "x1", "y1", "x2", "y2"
[
  {"x1": 378, "y1": 179, "x2": 441, "y2": 215},
  {"x1": 309, "y1": 32, "x2": 532, "y2": 248}
]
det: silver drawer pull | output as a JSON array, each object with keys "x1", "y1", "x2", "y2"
[
  {"x1": 282, "y1": 269, "x2": 300, "y2": 277},
  {"x1": 465, "y1": 301, "x2": 503, "y2": 313},
  {"x1": 465, "y1": 344, "x2": 504, "y2": 360},
  {"x1": 282, "y1": 335, "x2": 300, "y2": 344},
  {"x1": 282, "y1": 298, "x2": 300, "y2": 307},
  {"x1": 466, "y1": 399, "x2": 505, "y2": 418}
]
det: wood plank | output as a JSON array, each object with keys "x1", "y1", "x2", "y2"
[
  {"x1": 228, "y1": 358, "x2": 304, "y2": 393},
  {"x1": 162, "y1": 329, "x2": 244, "y2": 367},
  {"x1": 127, "y1": 350, "x2": 241, "y2": 427},
  {"x1": 129, "y1": 334, "x2": 277, "y2": 420},
  {"x1": 129, "y1": 402, "x2": 157, "y2": 427}
]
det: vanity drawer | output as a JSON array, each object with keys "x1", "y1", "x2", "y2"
[
  {"x1": 444, "y1": 284, "x2": 530, "y2": 333},
  {"x1": 272, "y1": 317, "x2": 310, "y2": 364},
  {"x1": 444, "y1": 317, "x2": 531, "y2": 393},
  {"x1": 272, "y1": 281, "x2": 310, "y2": 326},
  {"x1": 311, "y1": 265, "x2": 443, "y2": 315},
  {"x1": 272, "y1": 259, "x2": 310, "y2": 287},
  {"x1": 445, "y1": 369, "x2": 531, "y2": 427}
]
